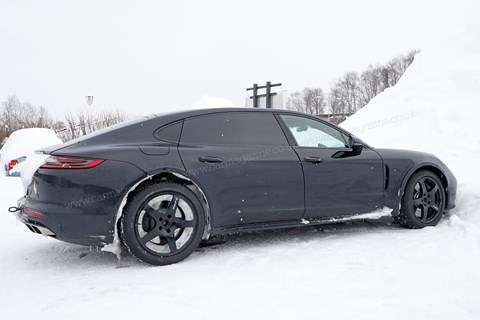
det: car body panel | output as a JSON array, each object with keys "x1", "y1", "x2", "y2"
[
  {"x1": 375, "y1": 148, "x2": 457, "y2": 213},
  {"x1": 177, "y1": 111, "x2": 305, "y2": 227},
  {"x1": 19, "y1": 159, "x2": 147, "y2": 245},
  {"x1": 293, "y1": 147, "x2": 385, "y2": 217},
  {"x1": 179, "y1": 144, "x2": 305, "y2": 227}
]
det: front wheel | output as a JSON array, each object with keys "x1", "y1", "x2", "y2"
[
  {"x1": 121, "y1": 182, "x2": 205, "y2": 265},
  {"x1": 396, "y1": 170, "x2": 446, "y2": 229}
]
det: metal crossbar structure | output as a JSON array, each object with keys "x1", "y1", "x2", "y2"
[{"x1": 246, "y1": 81, "x2": 282, "y2": 108}]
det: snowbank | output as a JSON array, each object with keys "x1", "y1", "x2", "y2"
[
  {"x1": 0, "y1": 128, "x2": 62, "y2": 176},
  {"x1": 341, "y1": 24, "x2": 480, "y2": 223}
]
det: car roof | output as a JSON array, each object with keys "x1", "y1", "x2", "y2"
[{"x1": 154, "y1": 107, "x2": 303, "y2": 120}]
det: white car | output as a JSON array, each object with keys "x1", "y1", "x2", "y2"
[{"x1": 0, "y1": 128, "x2": 63, "y2": 176}]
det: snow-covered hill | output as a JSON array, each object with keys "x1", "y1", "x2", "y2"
[{"x1": 341, "y1": 24, "x2": 480, "y2": 224}]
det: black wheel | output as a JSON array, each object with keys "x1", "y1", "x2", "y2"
[
  {"x1": 396, "y1": 170, "x2": 446, "y2": 229},
  {"x1": 121, "y1": 183, "x2": 205, "y2": 265}
]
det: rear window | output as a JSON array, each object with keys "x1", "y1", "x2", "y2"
[{"x1": 180, "y1": 112, "x2": 288, "y2": 146}]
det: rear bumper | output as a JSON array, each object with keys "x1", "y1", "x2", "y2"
[
  {"x1": 15, "y1": 159, "x2": 147, "y2": 247},
  {"x1": 16, "y1": 196, "x2": 113, "y2": 246}
]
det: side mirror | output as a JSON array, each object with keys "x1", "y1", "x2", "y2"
[
  {"x1": 350, "y1": 136, "x2": 364, "y2": 156},
  {"x1": 332, "y1": 136, "x2": 363, "y2": 159}
]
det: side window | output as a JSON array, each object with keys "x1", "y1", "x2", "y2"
[
  {"x1": 154, "y1": 121, "x2": 183, "y2": 143},
  {"x1": 181, "y1": 112, "x2": 288, "y2": 146},
  {"x1": 279, "y1": 115, "x2": 349, "y2": 148}
]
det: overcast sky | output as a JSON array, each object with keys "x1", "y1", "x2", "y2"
[{"x1": 0, "y1": 0, "x2": 477, "y2": 117}]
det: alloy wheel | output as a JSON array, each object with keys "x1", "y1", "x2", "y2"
[
  {"x1": 136, "y1": 194, "x2": 196, "y2": 256},
  {"x1": 411, "y1": 176, "x2": 444, "y2": 223}
]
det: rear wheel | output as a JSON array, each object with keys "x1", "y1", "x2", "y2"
[
  {"x1": 121, "y1": 183, "x2": 205, "y2": 265},
  {"x1": 396, "y1": 170, "x2": 446, "y2": 229}
]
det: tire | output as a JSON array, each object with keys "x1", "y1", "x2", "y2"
[
  {"x1": 121, "y1": 182, "x2": 205, "y2": 265},
  {"x1": 396, "y1": 170, "x2": 446, "y2": 229}
]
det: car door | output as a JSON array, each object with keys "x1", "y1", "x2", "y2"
[
  {"x1": 277, "y1": 114, "x2": 384, "y2": 218},
  {"x1": 178, "y1": 111, "x2": 305, "y2": 228}
]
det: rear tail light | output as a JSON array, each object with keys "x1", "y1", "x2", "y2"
[
  {"x1": 8, "y1": 159, "x2": 18, "y2": 171},
  {"x1": 40, "y1": 156, "x2": 104, "y2": 169},
  {"x1": 23, "y1": 208, "x2": 45, "y2": 217}
]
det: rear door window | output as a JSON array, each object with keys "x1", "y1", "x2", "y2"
[{"x1": 181, "y1": 112, "x2": 288, "y2": 146}]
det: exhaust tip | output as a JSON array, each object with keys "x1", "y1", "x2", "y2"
[{"x1": 25, "y1": 223, "x2": 56, "y2": 237}]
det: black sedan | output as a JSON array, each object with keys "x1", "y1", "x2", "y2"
[{"x1": 14, "y1": 108, "x2": 457, "y2": 265}]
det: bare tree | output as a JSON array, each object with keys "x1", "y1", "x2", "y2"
[
  {"x1": 57, "y1": 109, "x2": 129, "y2": 142},
  {"x1": 386, "y1": 49, "x2": 419, "y2": 84},
  {"x1": 0, "y1": 95, "x2": 132, "y2": 146},
  {"x1": 327, "y1": 71, "x2": 361, "y2": 117},
  {"x1": 287, "y1": 87, "x2": 326, "y2": 116},
  {"x1": 286, "y1": 49, "x2": 419, "y2": 124},
  {"x1": 342, "y1": 71, "x2": 361, "y2": 114},
  {"x1": 327, "y1": 87, "x2": 347, "y2": 124},
  {"x1": 0, "y1": 95, "x2": 54, "y2": 146},
  {"x1": 359, "y1": 65, "x2": 384, "y2": 107},
  {"x1": 357, "y1": 49, "x2": 419, "y2": 108},
  {"x1": 304, "y1": 88, "x2": 326, "y2": 116},
  {"x1": 287, "y1": 91, "x2": 306, "y2": 113}
]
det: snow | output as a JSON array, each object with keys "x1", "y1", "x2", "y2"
[
  {"x1": 1, "y1": 23, "x2": 480, "y2": 320},
  {"x1": 20, "y1": 152, "x2": 50, "y2": 193},
  {"x1": 101, "y1": 176, "x2": 151, "y2": 259},
  {"x1": 1, "y1": 173, "x2": 480, "y2": 319},
  {"x1": 324, "y1": 207, "x2": 393, "y2": 222},
  {"x1": 0, "y1": 128, "x2": 62, "y2": 177}
]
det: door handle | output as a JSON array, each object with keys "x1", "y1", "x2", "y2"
[
  {"x1": 198, "y1": 156, "x2": 224, "y2": 163},
  {"x1": 304, "y1": 156, "x2": 324, "y2": 164}
]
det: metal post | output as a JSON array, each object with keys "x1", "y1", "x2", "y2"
[
  {"x1": 252, "y1": 84, "x2": 258, "y2": 108},
  {"x1": 265, "y1": 81, "x2": 271, "y2": 108}
]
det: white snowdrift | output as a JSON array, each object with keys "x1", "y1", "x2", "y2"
[
  {"x1": 0, "y1": 128, "x2": 62, "y2": 177},
  {"x1": 341, "y1": 24, "x2": 480, "y2": 223}
]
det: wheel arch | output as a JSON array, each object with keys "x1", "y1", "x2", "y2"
[
  {"x1": 398, "y1": 163, "x2": 450, "y2": 210},
  {"x1": 119, "y1": 169, "x2": 212, "y2": 242}
]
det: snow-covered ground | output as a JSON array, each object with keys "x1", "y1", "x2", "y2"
[
  {"x1": 2, "y1": 24, "x2": 480, "y2": 320},
  {"x1": 0, "y1": 177, "x2": 480, "y2": 319},
  {"x1": 1, "y1": 174, "x2": 479, "y2": 319}
]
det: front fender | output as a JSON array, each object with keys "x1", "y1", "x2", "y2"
[{"x1": 375, "y1": 148, "x2": 457, "y2": 215}]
